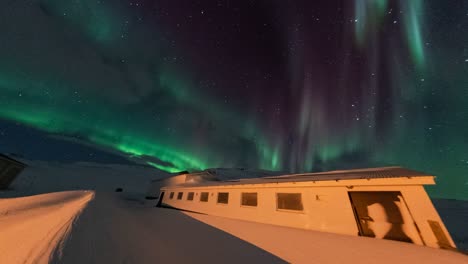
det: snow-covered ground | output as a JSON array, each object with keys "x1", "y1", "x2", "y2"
[
  {"x1": 51, "y1": 192, "x2": 283, "y2": 264},
  {"x1": 2, "y1": 191, "x2": 465, "y2": 264},
  {"x1": 186, "y1": 210, "x2": 468, "y2": 264},
  {"x1": 0, "y1": 191, "x2": 94, "y2": 264},
  {"x1": 0, "y1": 161, "x2": 467, "y2": 263}
]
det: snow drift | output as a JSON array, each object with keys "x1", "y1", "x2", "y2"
[{"x1": 0, "y1": 191, "x2": 94, "y2": 264}]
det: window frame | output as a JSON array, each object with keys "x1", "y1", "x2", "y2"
[
  {"x1": 200, "y1": 192, "x2": 209, "y2": 202},
  {"x1": 276, "y1": 192, "x2": 304, "y2": 212},
  {"x1": 240, "y1": 192, "x2": 258, "y2": 207},
  {"x1": 169, "y1": 192, "x2": 175, "y2": 199},
  {"x1": 177, "y1": 192, "x2": 183, "y2": 200},
  {"x1": 217, "y1": 192, "x2": 229, "y2": 204},
  {"x1": 187, "y1": 192, "x2": 194, "y2": 201}
]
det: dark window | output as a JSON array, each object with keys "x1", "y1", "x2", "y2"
[
  {"x1": 169, "y1": 192, "x2": 174, "y2": 199},
  {"x1": 177, "y1": 192, "x2": 183, "y2": 200},
  {"x1": 217, "y1": 192, "x2": 229, "y2": 204},
  {"x1": 200, "y1": 192, "x2": 209, "y2": 202},
  {"x1": 241, "y1": 192, "x2": 258, "y2": 207},
  {"x1": 187, "y1": 192, "x2": 194, "y2": 201},
  {"x1": 277, "y1": 193, "x2": 303, "y2": 211}
]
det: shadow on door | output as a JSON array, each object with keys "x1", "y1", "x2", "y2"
[{"x1": 349, "y1": 191, "x2": 422, "y2": 244}]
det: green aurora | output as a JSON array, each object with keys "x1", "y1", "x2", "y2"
[{"x1": 0, "y1": 0, "x2": 467, "y2": 199}]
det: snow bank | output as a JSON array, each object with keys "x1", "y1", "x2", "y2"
[{"x1": 0, "y1": 191, "x2": 94, "y2": 264}]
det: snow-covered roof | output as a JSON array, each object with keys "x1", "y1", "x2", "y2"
[
  {"x1": 200, "y1": 168, "x2": 283, "y2": 181},
  {"x1": 164, "y1": 166, "x2": 434, "y2": 188},
  {"x1": 261, "y1": 166, "x2": 430, "y2": 181},
  {"x1": 150, "y1": 168, "x2": 282, "y2": 186}
]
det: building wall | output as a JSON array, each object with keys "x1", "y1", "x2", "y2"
[
  {"x1": 400, "y1": 186, "x2": 457, "y2": 248},
  {"x1": 160, "y1": 182, "x2": 456, "y2": 249}
]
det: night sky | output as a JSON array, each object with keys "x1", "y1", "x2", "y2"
[{"x1": 0, "y1": 0, "x2": 467, "y2": 199}]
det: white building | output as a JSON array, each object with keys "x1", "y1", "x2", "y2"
[{"x1": 154, "y1": 166, "x2": 456, "y2": 249}]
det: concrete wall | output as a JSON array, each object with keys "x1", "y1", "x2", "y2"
[{"x1": 160, "y1": 182, "x2": 456, "y2": 249}]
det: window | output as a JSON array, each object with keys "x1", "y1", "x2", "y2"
[
  {"x1": 277, "y1": 193, "x2": 303, "y2": 211},
  {"x1": 217, "y1": 192, "x2": 229, "y2": 204},
  {"x1": 187, "y1": 192, "x2": 194, "y2": 201},
  {"x1": 169, "y1": 192, "x2": 174, "y2": 199},
  {"x1": 200, "y1": 192, "x2": 209, "y2": 202},
  {"x1": 177, "y1": 192, "x2": 183, "y2": 200},
  {"x1": 241, "y1": 192, "x2": 258, "y2": 207}
]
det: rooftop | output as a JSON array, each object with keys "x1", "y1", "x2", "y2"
[{"x1": 164, "y1": 166, "x2": 434, "y2": 188}]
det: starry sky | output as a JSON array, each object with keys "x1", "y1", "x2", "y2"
[{"x1": 0, "y1": 0, "x2": 467, "y2": 199}]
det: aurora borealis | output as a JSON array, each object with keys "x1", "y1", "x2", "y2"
[{"x1": 0, "y1": 0, "x2": 467, "y2": 199}]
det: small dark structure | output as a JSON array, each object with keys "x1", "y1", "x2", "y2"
[{"x1": 0, "y1": 154, "x2": 27, "y2": 190}]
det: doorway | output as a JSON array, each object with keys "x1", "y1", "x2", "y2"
[
  {"x1": 156, "y1": 191, "x2": 165, "y2": 207},
  {"x1": 349, "y1": 191, "x2": 423, "y2": 244}
]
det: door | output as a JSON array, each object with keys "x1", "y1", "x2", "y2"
[
  {"x1": 349, "y1": 191, "x2": 423, "y2": 244},
  {"x1": 156, "y1": 191, "x2": 165, "y2": 207}
]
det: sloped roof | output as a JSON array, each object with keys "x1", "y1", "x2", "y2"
[
  {"x1": 164, "y1": 166, "x2": 433, "y2": 188},
  {"x1": 260, "y1": 166, "x2": 430, "y2": 181},
  {"x1": 203, "y1": 168, "x2": 282, "y2": 180}
]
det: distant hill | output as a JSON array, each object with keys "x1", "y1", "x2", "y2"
[{"x1": 1, "y1": 159, "x2": 170, "y2": 196}]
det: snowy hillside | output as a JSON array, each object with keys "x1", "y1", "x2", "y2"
[{"x1": 2, "y1": 159, "x2": 170, "y2": 196}]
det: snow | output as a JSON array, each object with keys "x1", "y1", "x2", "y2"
[
  {"x1": 0, "y1": 191, "x2": 94, "y2": 264},
  {"x1": 186, "y1": 212, "x2": 468, "y2": 264},
  {"x1": 51, "y1": 192, "x2": 283, "y2": 264},
  {"x1": 1, "y1": 191, "x2": 466, "y2": 264},
  {"x1": 0, "y1": 161, "x2": 467, "y2": 263}
]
